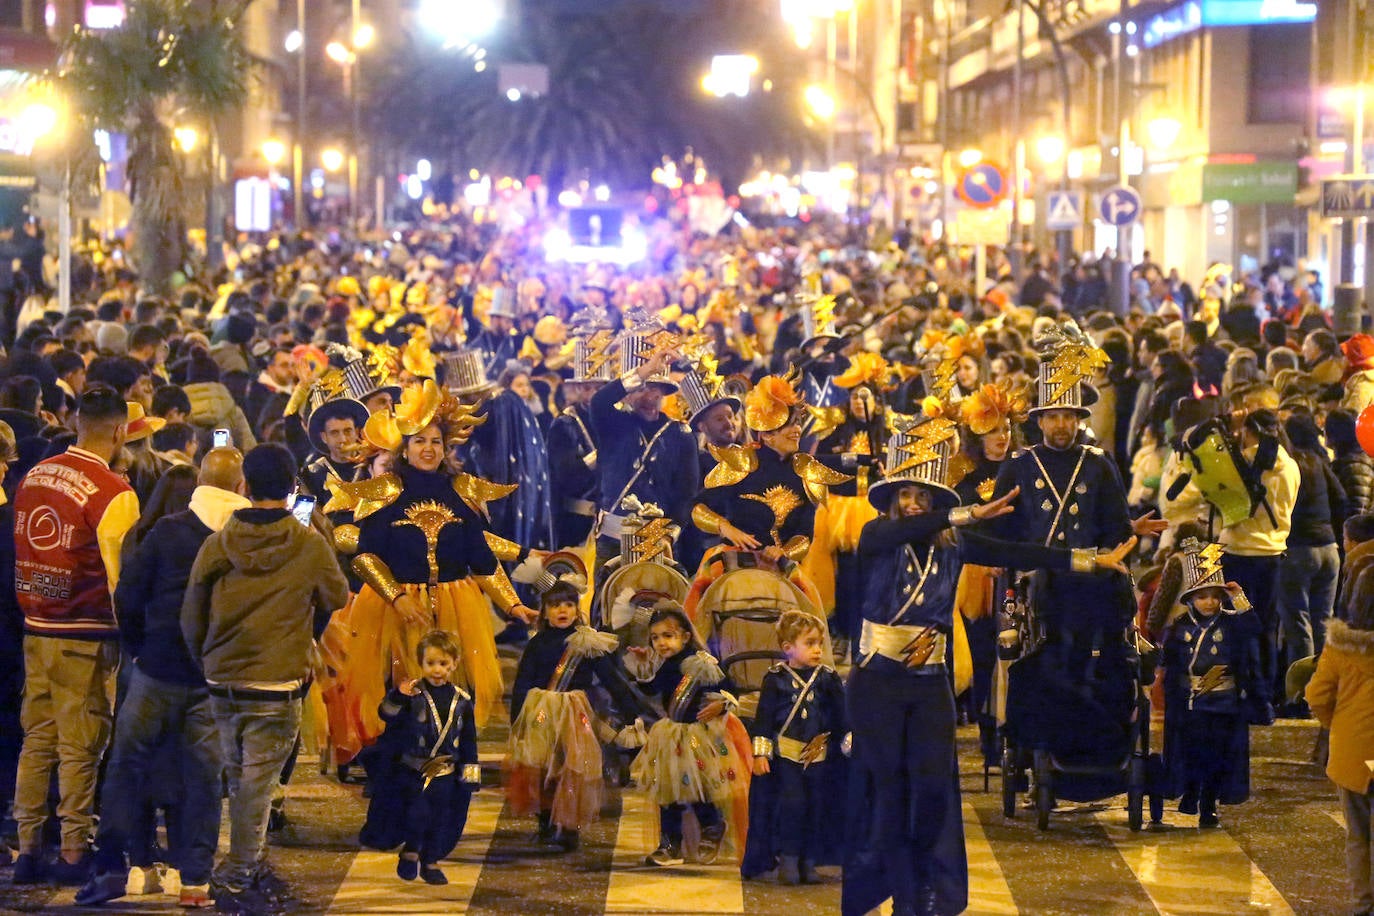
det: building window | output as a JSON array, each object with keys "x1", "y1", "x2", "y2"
[{"x1": 1247, "y1": 24, "x2": 1310, "y2": 125}]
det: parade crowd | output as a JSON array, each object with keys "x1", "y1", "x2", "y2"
[{"x1": 0, "y1": 216, "x2": 1373, "y2": 916}]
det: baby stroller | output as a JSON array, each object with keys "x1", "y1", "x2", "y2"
[
  {"x1": 997, "y1": 574, "x2": 1164, "y2": 831},
  {"x1": 689, "y1": 549, "x2": 827, "y2": 721}
]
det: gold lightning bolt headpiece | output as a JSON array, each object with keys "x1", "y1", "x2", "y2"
[
  {"x1": 1031, "y1": 322, "x2": 1108, "y2": 416},
  {"x1": 1179, "y1": 537, "x2": 1230, "y2": 601},
  {"x1": 868, "y1": 412, "x2": 961, "y2": 511}
]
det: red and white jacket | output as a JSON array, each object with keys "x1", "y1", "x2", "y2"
[{"x1": 15, "y1": 446, "x2": 139, "y2": 640}]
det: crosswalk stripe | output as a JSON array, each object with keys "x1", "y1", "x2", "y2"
[
  {"x1": 326, "y1": 790, "x2": 504, "y2": 914},
  {"x1": 964, "y1": 802, "x2": 1020, "y2": 915},
  {"x1": 1095, "y1": 811, "x2": 1295, "y2": 915},
  {"x1": 604, "y1": 792, "x2": 744, "y2": 914}
]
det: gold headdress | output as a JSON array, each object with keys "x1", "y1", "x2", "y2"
[
  {"x1": 833, "y1": 352, "x2": 893, "y2": 390},
  {"x1": 745, "y1": 372, "x2": 804, "y2": 433},
  {"x1": 960, "y1": 381, "x2": 1030, "y2": 436}
]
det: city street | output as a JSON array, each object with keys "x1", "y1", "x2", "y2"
[{"x1": 3, "y1": 716, "x2": 1348, "y2": 916}]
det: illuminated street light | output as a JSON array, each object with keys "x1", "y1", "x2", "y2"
[
  {"x1": 417, "y1": 159, "x2": 432, "y2": 181},
  {"x1": 804, "y1": 83, "x2": 835, "y2": 120},
  {"x1": 284, "y1": 29, "x2": 303, "y2": 53},
  {"x1": 353, "y1": 23, "x2": 375, "y2": 49},
  {"x1": 957, "y1": 148, "x2": 984, "y2": 168},
  {"x1": 1035, "y1": 135, "x2": 1065, "y2": 165},
  {"x1": 506, "y1": 87, "x2": 522, "y2": 101},
  {"x1": 321, "y1": 147, "x2": 345, "y2": 172},
  {"x1": 173, "y1": 126, "x2": 199, "y2": 154},
  {"x1": 702, "y1": 55, "x2": 760, "y2": 99},
  {"x1": 325, "y1": 40, "x2": 352, "y2": 64},
  {"x1": 1146, "y1": 116, "x2": 1182, "y2": 151},
  {"x1": 18, "y1": 103, "x2": 58, "y2": 143},
  {"x1": 419, "y1": 0, "x2": 501, "y2": 47},
  {"x1": 262, "y1": 138, "x2": 286, "y2": 166}
]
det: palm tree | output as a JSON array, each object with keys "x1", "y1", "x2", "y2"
[{"x1": 58, "y1": 0, "x2": 251, "y2": 294}]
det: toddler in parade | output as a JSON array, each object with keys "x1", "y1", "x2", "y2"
[
  {"x1": 359, "y1": 630, "x2": 481, "y2": 885},
  {"x1": 1161, "y1": 538, "x2": 1272, "y2": 828},
  {"x1": 741, "y1": 610, "x2": 847, "y2": 885},
  {"x1": 630, "y1": 604, "x2": 752, "y2": 867},
  {"x1": 506, "y1": 553, "x2": 651, "y2": 851}
]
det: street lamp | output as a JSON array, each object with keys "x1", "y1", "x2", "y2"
[
  {"x1": 321, "y1": 147, "x2": 345, "y2": 172},
  {"x1": 957, "y1": 148, "x2": 983, "y2": 168},
  {"x1": 419, "y1": 0, "x2": 500, "y2": 47},
  {"x1": 262, "y1": 139, "x2": 286, "y2": 168},
  {"x1": 325, "y1": 40, "x2": 353, "y2": 64},
  {"x1": 1035, "y1": 135, "x2": 1065, "y2": 165},
  {"x1": 804, "y1": 83, "x2": 835, "y2": 120},
  {"x1": 1146, "y1": 117, "x2": 1181, "y2": 152},
  {"x1": 173, "y1": 126, "x2": 199, "y2": 154}
]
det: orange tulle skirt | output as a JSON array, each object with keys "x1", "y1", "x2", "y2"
[
  {"x1": 320, "y1": 578, "x2": 504, "y2": 763},
  {"x1": 505, "y1": 688, "x2": 605, "y2": 831}
]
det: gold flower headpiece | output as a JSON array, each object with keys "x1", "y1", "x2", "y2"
[
  {"x1": 960, "y1": 381, "x2": 1030, "y2": 435},
  {"x1": 833, "y1": 352, "x2": 893, "y2": 390},
  {"x1": 745, "y1": 371, "x2": 804, "y2": 433}
]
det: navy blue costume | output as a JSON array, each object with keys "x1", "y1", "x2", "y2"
[
  {"x1": 1161, "y1": 607, "x2": 1271, "y2": 814},
  {"x1": 509, "y1": 625, "x2": 650, "y2": 724},
  {"x1": 844, "y1": 509, "x2": 1076, "y2": 916},
  {"x1": 464, "y1": 389, "x2": 554, "y2": 551},
  {"x1": 545, "y1": 404, "x2": 600, "y2": 550},
  {"x1": 360, "y1": 681, "x2": 479, "y2": 865},
  {"x1": 741, "y1": 663, "x2": 847, "y2": 878}
]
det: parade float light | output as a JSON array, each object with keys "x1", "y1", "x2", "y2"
[
  {"x1": 594, "y1": 184, "x2": 611, "y2": 202},
  {"x1": 558, "y1": 189, "x2": 583, "y2": 208}
]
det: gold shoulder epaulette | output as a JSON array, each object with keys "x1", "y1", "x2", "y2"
[
  {"x1": 483, "y1": 530, "x2": 524, "y2": 562},
  {"x1": 705, "y1": 443, "x2": 757, "y2": 488},
  {"x1": 791, "y1": 452, "x2": 853, "y2": 504},
  {"x1": 323, "y1": 473, "x2": 402, "y2": 520},
  {"x1": 453, "y1": 472, "x2": 519, "y2": 519}
]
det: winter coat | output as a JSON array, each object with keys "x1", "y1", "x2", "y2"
[
  {"x1": 1286, "y1": 450, "x2": 1346, "y2": 547},
  {"x1": 1343, "y1": 369, "x2": 1374, "y2": 415},
  {"x1": 181, "y1": 507, "x2": 349, "y2": 686},
  {"x1": 1307, "y1": 619, "x2": 1374, "y2": 793},
  {"x1": 1333, "y1": 448, "x2": 1374, "y2": 517},
  {"x1": 183, "y1": 381, "x2": 257, "y2": 451}
]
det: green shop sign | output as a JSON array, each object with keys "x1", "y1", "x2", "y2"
[{"x1": 1201, "y1": 162, "x2": 1297, "y2": 203}]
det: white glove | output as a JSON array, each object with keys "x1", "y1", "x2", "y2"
[{"x1": 582, "y1": 449, "x2": 598, "y2": 469}]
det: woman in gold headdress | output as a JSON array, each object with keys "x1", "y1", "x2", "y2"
[{"x1": 327, "y1": 383, "x2": 538, "y2": 758}]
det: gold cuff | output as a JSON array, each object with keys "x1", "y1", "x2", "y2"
[
  {"x1": 475, "y1": 566, "x2": 521, "y2": 615},
  {"x1": 692, "y1": 503, "x2": 727, "y2": 536},
  {"x1": 352, "y1": 553, "x2": 405, "y2": 605},
  {"x1": 782, "y1": 535, "x2": 810, "y2": 562},
  {"x1": 752, "y1": 736, "x2": 774, "y2": 759},
  {"x1": 461, "y1": 763, "x2": 482, "y2": 784},
  {"x1": 949, "y1": 505, "x2": 976, "y2": 527},
  {"x1": 1071, "y1": 548, "x2": 1096, "y2": 574},
  {"x1": 483, "y1": 530, "x2": 525, "y2": 563},
  {"x1": 333, "y1": 523, "x2": 360, "y2": 554}
]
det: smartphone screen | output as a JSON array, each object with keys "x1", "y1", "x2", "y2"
[
  {"x1": 291, "y1": 494, "x2": 316, "y2": 527},
  {"x1": 212, "y1": 428, "x2": 230, "y2": 448}
]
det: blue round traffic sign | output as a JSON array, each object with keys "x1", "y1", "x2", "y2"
[
  {"x1": 956, "y1": 163, "x2": 1008, "y2": 209},
  {"x1": 1099, "y1": 185, "x2": 1141, "y2": 226}
]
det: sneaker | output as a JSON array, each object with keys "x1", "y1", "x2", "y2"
[
  {"x1": 127, "y1": 864, "x2": 163, "y2": 895},
  {"x1": 75, "y1": 870, "x2": 128, "y2": 905},
  {"x1": 12, "y1": 852, "x2": 44, "y2": 884},
  {"x1": 179, "y1": 884, "x2": 213, "y2": 908},
  {"x1": 213, "y1": 884, "x2": 278, "y2": 916},
  {"x1": 419, "y1": 864, "x2": 447, "y2": 885},
  {"x1": 696, "y1": 822, "x2": 726, "y2": 865},
  {"x1": 251, "y1": 865, "x2": 292, "y2": 904},
  {"x1": 644, "y1": 842, "x2": 684, "y2": 867},
  {"x1": 1199, "y1": 812, "x2": 1221, "y2": 829},
  {"x1": 396, "y1": 854, "x2": 419, "y2": 881},
  {"x1": 51, "y1": 853, "x2": 93, "y2": 885},
  {"x1": 162, "y1": 867, "x2": 183, "y2": 896}
]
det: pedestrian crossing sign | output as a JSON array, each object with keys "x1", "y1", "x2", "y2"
[{"x1": 1046, "y1": 191, "x2": 1083, "y2": 230}]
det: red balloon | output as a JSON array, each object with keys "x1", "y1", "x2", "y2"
[{"x1": 1358, "y1": 404, "x2": 1374, "y2": 458}]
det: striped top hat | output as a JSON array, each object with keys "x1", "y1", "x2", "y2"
[
  {"x1": 678, "y1": 353, "x2": 740, "y2": 428},
  {"x1": 340, "y1": 356, "x2": 401, "y2": 405},
  {"x1": 868, "y1": 411, "x2": 961, "y2": 512},
  {"x1": 1179, "y1": 537, "x2": 1229, "y2": 601},
  {"x1": 568, "y1": 304, "x2": 617, "y2": 383},
  {"x1": 1030, "y1": 322, "x2": 1106, "y2": 416},
  {"x1": 443, "y1": 348, "x2": 494, "y2": 396},
  {"x1": 800, "y1": 292, "x2": 841, "y2": 349},
  {"x1": 618, "y1": 495, "x2": 677, "y2": 565},
  {"x1": 618, "y1": 308, "x2": 679, "y2": 393}
]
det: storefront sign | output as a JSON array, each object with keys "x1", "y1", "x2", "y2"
[{"x1": 1200, "y1": 162, "x2": 1297, "y2": 203}]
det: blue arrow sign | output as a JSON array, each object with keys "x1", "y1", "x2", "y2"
[{"x1": 1099, "y1": 186, "x2": 1141, "y2": 226}]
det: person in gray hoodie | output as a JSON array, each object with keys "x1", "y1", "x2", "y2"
[
  {"x1": 181, "y1": 443, "x2": 349, "y2": 914},
  {"x1": 78, "y1": 447, "x2": 251, "y2": 908}
]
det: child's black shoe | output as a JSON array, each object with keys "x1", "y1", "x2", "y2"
[
  {"x1": 1178, "y1": 791, "x2": 1198, "y2": 815},
  {"x1": 799, "y1": 859, "x2": 821, "y2": 884},
  {"x1": 696, "y1": 822, "x2": 726, "y2": 864},
  {"x1": 777, "y1": 855, "x2": 800, "y2": 886},
  {"x1": 535, "y1": 812, "x2": 554, "y2": 844},
  {"x1": 644, "y1": 842, "x2": 683, "y2": 867},
  {"x1": 554, "y1": 829, "x2": 580, "y2": 852},
  {"x1": 419, "y1": 864, "x2": 447, "y2": 885},
  {"x1": 11, "y1": 853, "x2": 44, "y2": 884},
  {"x1": 396, "y1": 854, "x2": 419, "y2": 881}
]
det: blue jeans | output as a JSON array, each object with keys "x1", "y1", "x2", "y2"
[
  {"x1": 209, "y1": 694, "x2": 301, "y2": 890},
  {"x1": 94, "y1": 668, "x2": 222, "y2": 884},
  {"x1": 1276, "y1": 543, "x2": 1340, "y2": 672}
]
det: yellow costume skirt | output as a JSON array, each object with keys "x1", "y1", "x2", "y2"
[
  {"x1": 630, "y1": 714, "x2": 753, "y2": 862},
  {"x1": 801, "y1": 494, "x2": 878, "y2": 615},
  {"x1": 325, "y1": 578, "x2": 503, "y2": 761},
  {"x1": 505, "y1": 688, "x2": 605, "y2": 831}
]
